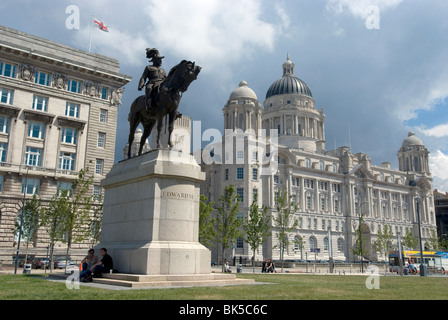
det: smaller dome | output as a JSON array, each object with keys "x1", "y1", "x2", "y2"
[
  {"x1": 229, "y1": 80, "x2": 258, "y2": 101},
  {"x1": 134, "y1": 128, "x2": 143, "y2": 140},
  {"x1": 402, "y1": 132, "x2": 424, "y2": 147}
]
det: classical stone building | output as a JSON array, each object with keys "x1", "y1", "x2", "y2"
[
  {"x1": 0, "y1": 26, "x2": 131, "y2": 263},
  {"x1": 201, "y1": 56, "x2": 437, "y2": 263},
  {"x1": 434, "y1": 190, "x2": 448, "y2": 241}
]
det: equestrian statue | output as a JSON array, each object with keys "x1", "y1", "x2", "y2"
[{"x1": 127, "y1": 48, "x2": 201, "y2": 158}]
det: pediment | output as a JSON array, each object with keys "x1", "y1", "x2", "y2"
[
  {"x1": 409, "y1": 176, "x2": 432, "y2": 191},
  {"x1": 347, "y1": 164, "x2": 375, "y2": 179}
]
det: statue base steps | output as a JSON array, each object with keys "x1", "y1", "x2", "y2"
[{"x1": 93, "y1": 273, "x2": 255, "y2": 288}]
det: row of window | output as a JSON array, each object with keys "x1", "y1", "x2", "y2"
[
  {"x1": 0, "y1": 176, "x2": 103, "y2": 199},
  {"x1": 0, "y1": 115, "x2": 107, "y2": 148},
  {"x1": 235, "y1": 235, "x2": 345, "y2": 253},
  {"x1": 225, "y1": 167, "x2": 259, "y2": 181},
  {"x1": 0, "y1": 88, "x2": 109, "y2": 123},
  {"x1": 17, "y1": 146, "x2": 104, "y2": 173},
  {"x1": 0, "y1": 61, "x2": 109, "y2": 99}
]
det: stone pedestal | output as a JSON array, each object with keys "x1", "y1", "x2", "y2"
[{"x1": 99, "y1": 149, "x2": 210, "y2": 275}]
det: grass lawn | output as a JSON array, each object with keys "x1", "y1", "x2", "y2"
[{"x1": 0, "y1": 273, "x2": 447, "y2": 300}]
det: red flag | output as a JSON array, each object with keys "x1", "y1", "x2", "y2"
[{"x1": 93, "y1": 18, "x2": 109, "y2": 32}]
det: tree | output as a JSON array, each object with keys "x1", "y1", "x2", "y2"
[
  {"x1": 402, "y1": 227, "x2": 418, "y2": 250},
  {"x1": 242, "y1": 194, "x2": 271, "y2": 273},
  {"x1": 42, "y1": 169, "x2": 94, "y2": 272},
  {"x1": 216, "y1": 185, "x2": 241, "y2": 272},
  {"x1": 14, "y1": 194, "x2": 42, "y2": 265},
  {"x1": 373, "y1": 224, "x2": 394, "y2": 271},
  {"x1": 89, "y1": 200, "x2": 103, "y2": 248},
  {"x1": 352, "y1": 217, "x2": 369, "y2": 261},
  {"x1": 60, "y1": 169, "x2": 94, "y2": 272},
  {"x1": 198, "y1": 195, "x2": 216, "y2": 247},
  {"x1": 272, "y1": 190, "x2": 298, "y2": 273},
  {"x1": 427, "y1": 229, "x2": 440, "y2": 251},
  {"x1": 41, "y1": 190, "x2": 66, "y2": 272}
]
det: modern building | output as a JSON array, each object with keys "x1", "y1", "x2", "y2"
[
  {"x1": 0, "y1": 26, "x2": 131, "y2": 263},
  {"x1": 201, "y1": 55, "x2": 437, "y2": 263}
]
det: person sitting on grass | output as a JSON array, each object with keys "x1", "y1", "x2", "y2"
[{"x1": 224, "y1": 261, "x2": 232, "y2": 273}]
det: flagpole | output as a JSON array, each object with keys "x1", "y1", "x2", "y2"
[{"x1": 88, "y1": 14, "x2": 94, "y2": 53}]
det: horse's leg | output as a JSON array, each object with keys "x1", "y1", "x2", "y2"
[
  {"x1": 128, "y1": 118, "x2": 140, "y2": 159},
  {"x1": 139, "y1": 121, "x2": 155, "y2": 155},
  {"x1": 156, "y1": 116, "x2": 164, "y2": 149}
]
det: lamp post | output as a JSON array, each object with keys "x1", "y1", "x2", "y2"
[
  {"x1": 357, "y1": 200, "x2": 369, "y2": 273},
  {"x1": 415, "y1": 196, "x2": 427, "y2": 276},
  {"x1": 397, "y1": 232, "x2": 404, "y2": 276}
]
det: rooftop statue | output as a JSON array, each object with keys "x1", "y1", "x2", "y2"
[{"x1": 127, "y1": 48, "x2": 201, "y2": 158}]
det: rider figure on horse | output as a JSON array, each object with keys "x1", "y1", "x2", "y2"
[{"x1": 138, "y1": 48, "x2": 167, "y2": 111}]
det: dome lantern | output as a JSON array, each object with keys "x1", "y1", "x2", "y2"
[{"x1": 266, "y1": 55, "x2": 312, "y2": 99}]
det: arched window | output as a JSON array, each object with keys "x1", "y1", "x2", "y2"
[
  {"x1": 294, "y1": 235, "x2": 303, "y2": 251},
  {"x1": 413, "y1": 156, "x2": 420, "y2": 171},
  {"x1": 324, "y1": 237, "x2": 329, "y2": 251},
  {"x1": 305, "y1": 158, "x2": 310, "y2": 168},
  {"x1": 309, "y1": 236, "x2": 317, "y2": 250}
]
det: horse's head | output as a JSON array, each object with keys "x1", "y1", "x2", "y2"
[{"x1": 170, "y1": 60, "x2": 201, "y2": 93}]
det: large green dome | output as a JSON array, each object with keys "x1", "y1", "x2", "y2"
[{"x1": 266, "y1": 55, "x2": 313, "y2": 99}]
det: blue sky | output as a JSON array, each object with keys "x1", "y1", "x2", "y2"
[{"x1": 1, "y1": 0, "x2": 447, "y2": 192}]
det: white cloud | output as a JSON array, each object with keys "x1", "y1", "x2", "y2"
[
  {"x1": 326, "y1": 0, "x2": 403, "y2": 18},
  {"x1": 70, "y1": 1, "x2": 148, "y2": 66},
  {"x1": 143, "y1": 0, "x2": 280, "y2": 75},
  {"x1": 430, "y1": 150, "x2": 448, "y2": 192},
  {"x1": 275, "y1": 4, "x2": 291, "y2": 31},
  {"x1": 420, "y1": 123, "x2": 448, "y2": 138}
]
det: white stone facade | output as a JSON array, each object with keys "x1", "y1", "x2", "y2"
[
  {"x1": 201, "y1": 56, "x2": 437, "y2": 264},
  {"x1": 0, "y1": 26, "x2": 131, "y2": 263}
]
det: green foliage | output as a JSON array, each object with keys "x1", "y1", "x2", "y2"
[
  {"x1": 89, "y1": 201, "x2": 103, "y2": 247},
  {"x1": 401, "y1": 227, "x2": 418, "y2": 250},
  {"x1": 216, "y1": 185, "x2": 241, "y2": 270},
  {"x1": 14, "y1": 194, "x2": 42, "y2": 262},
  {"x1": 40, "y1": 169, "x2": 94, "y2": 271},
  {"x1": 242, "y1": 194, "x2": 271, "y2": 273},
  {"x1": 373, "y1": 224, "x2": 394, "y2": 263},
  {"x1": 15, "y1": 194, "x2": 41, "y2": 244},
  {"x1": 272, "y1": 190, "x2": 298, "y2": 273},
  {"x1": 199, "y1": 195, "x2": 216, "y2": 247}
]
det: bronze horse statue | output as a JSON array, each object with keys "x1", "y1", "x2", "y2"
[{"x1": 127, "y1": 60, "x2": 201, "y2": 158}]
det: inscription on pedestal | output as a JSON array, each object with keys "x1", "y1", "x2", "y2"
[{"x1": 161, "y1": 191, "x2": 195, "y2": 200}]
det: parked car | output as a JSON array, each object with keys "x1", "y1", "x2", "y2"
[
  {"x1": 32, "y1": 257, "x2": 50, "y2": 269},
  {"x1": 12, "y1": 255, "x2": 34, "y2": 267},
  {"x1": 53, "y1": 256, "x2": 75, "y2": 269}
]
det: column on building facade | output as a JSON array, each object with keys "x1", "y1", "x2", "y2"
[
  {"x1": 388, "y1": 191, "x2": 393, "y2": 221},
  {"x1": 328, "y1": 183, "x2": 334, "y2": 215}
]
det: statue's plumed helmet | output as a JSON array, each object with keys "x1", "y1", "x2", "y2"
[{"x1": 146, "y1": 48, "x2": 164, "y2": 60}]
